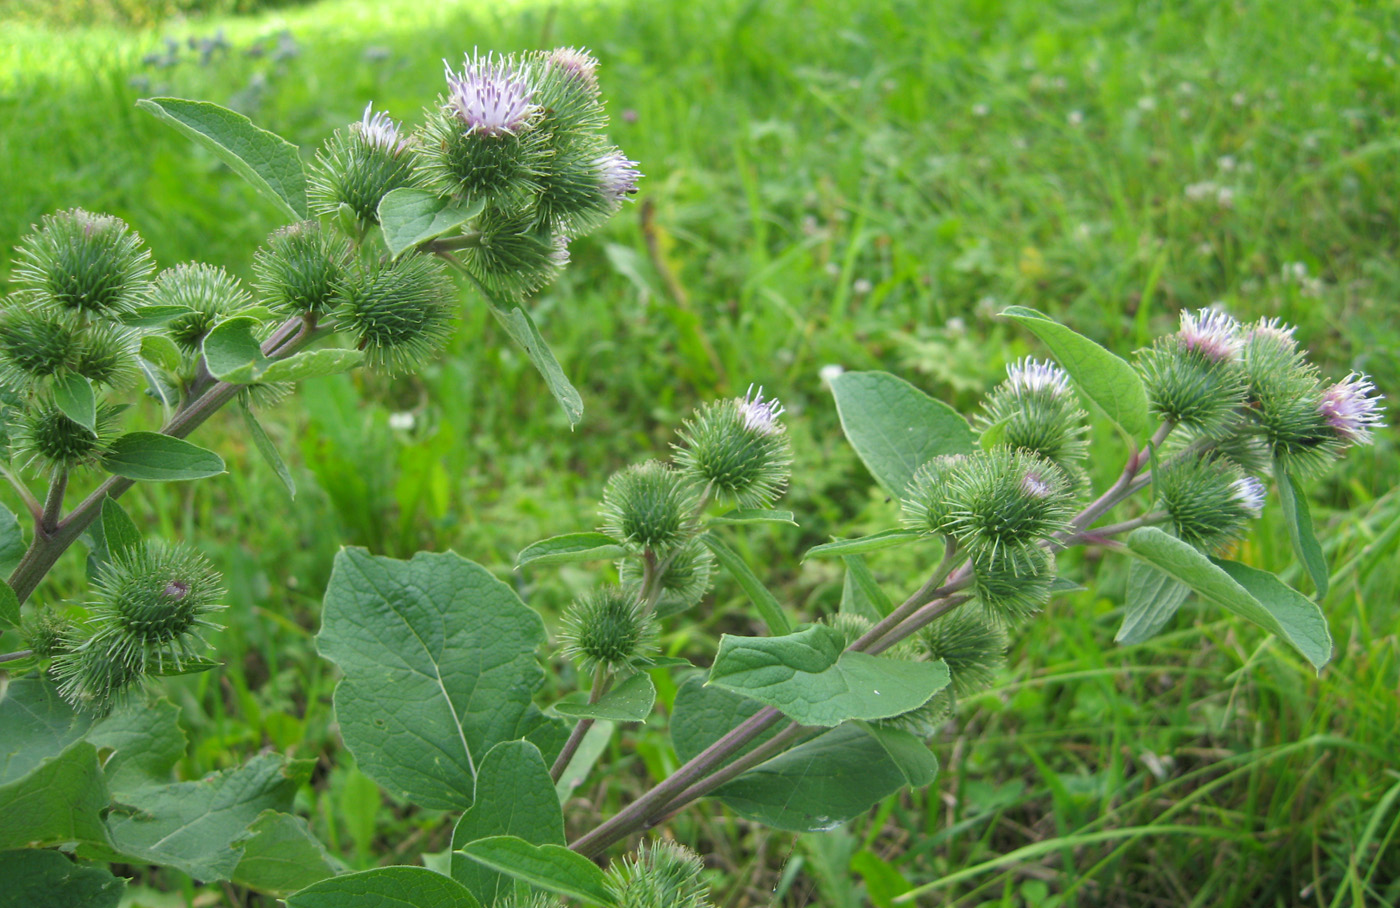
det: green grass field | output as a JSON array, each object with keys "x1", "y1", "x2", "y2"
[{"x1": 1, "y1": 0, "x2": 1398, "y2": 904}]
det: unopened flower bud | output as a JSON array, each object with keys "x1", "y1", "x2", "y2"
[
  {"x1": 560, "y1": 586, "x2": 657, "y2": 674},
  {"x1": 901, "y1": 454, "x2": 966, "y2": 536},
  {"x1": 1136, "y1": 309, "x2": 1247, "y2": 438},
  {"x1": 154, "y1": 263, "x2": 253, "y2": 355},
  {"x1": 458, "y1": 207, "x2": 569, "y2": 297},
  {"x1": 12, "y1": 209, "x2": 153, "y2": 318},
  {"x1": 1157, "y1": 455, "x2": 1262, "y2": 552},
  {"x1": 0, "y1": 307, "x2": 80, "y2": 390},
  {"x1": 619, "y1": 539, "x2": 714, "y2": 616},
  {"x1": 604, "y1": 840, "x2": 711, "y2": 908},
  {"x1": 674, "y1": 386, "x2": 793, "y2": 509},
  {"x1": 253, "y1": 221, "x2": 351, "y2": 317},
  {"x1": 18, "y1": 403, "x2": 121, "y2": 472},
  {"x1": 977, "y1": 358, "x2": 1088, "y2": 473},
  {"x1": 971, "y1": 545, "x2": 1055, "y2": 626},
  {"x1": 942, "y1": 449, "x2": 1075, "y2": 573},
  {"x1": 309, "y1": 104, "x2": 424, "y2": 223},
  {"x1": 22, "y1": 612, "x2": 74, "y2": 659},
  {"x1": 336, "y1": 254, "x2": 456, "y2": 373},
  {"x1": 599, "y1": 460, "x2": 699, "y2": 554}
]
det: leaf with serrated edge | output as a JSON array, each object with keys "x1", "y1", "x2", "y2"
[
  {"x1": 138, "y1": 98, "x2": 307, "y2": 220},
  {"x1": 317, "y1": 549, "x2": 554, "y2": 810},
  {"x1": 1001, "y1": 306, "x2": 1150, "y2": 438},
  {"x1": 708, "y1": 624, "x2": 950, "y2": 726},
  {"x1": 450, "y1": 741, "x2": 564, "y2": 905},
  {"x1": 1116, "y1": 559, "x2": 1191, "y2": 644},
  {"x1": 553, "y1": 672, "x2": 656, "y2": 722},
  {"x1": 804, "y1": 529, "x2": 922, "y2": 560},
  {"x1": 287, "y1": 866, "x2": 481, "y2": 908},
  {"x1": 1126, "y1": 527, "x2": 1332, "y2": 669},
  {"x1": 456, "y1": 837, "x2": 617, "y2": 907},
  {"x1": 517, "y1": 532, "x2": 626, "y2": 568},
  {"x1": 87, "y1": 696, "x2": 185, "y2": 796},
  {"x1": 103, "y1": 432, "x2": 225, "y2": 482},
  {"x1": 830, "y1": 371, "x2": 975, "y2": 498},
  {"x1": 378, "y1": 188, "x2": 486, "y2": 258},
  {"x1": 1276, "y1": 471, "x2": 1329, "y2": 597}
]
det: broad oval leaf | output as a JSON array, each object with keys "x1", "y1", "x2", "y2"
[
  {"x1": 100, "y1": 497, "x2": 142, "y2": 563},
  {"x1": 378, "y1": 188, "x2": 486, "y2": 258},
  {"x1": 102, "y1": 433, "x2": 225, "y2": 482},
  {"x1": 231, "y1": 811, "x2": 341, "y2": 898},
  {"x1": 1001, "y1": 306, "x2": 1150, "y2": 438},
  {"x1": 829, "y1": 371, "x2": 975, "y2": 498},
  {"x1": 857, "y1": 721, "x2": 940, "y2": 788},
  {"x1": 1126, "y1": 527, "x2": 1332, "y2": 669},
  {"x1": 1115, "y1": 559, "x2": 1191, "y2": 645},
  {"x1": 456, "y1": 837, "x2": 616, "y2": 907},
  {"x1": 552, "y1": 672, "x2": 656, "y2": 722},
  {"x1": 287, "y1": 866, "x2": 480, "y2": 908},
  {"x1": 0, "y1": 848, "x2": 124, "y2": 908},
  {"x1": 804, "y1": 528, "x2": 922, "y2": 560},
  {"x1": 202, "y1": 316, "x2": 268, "y2": 383},
  {"x1": 316, "y1": 549, "x2": 555, "y2": 810},
  {"x1": 708, "y1": 624, "x2": 950, "y2": 727},
  {"x1": 137, "y1": 98, "x2": 308, "y2": 221},
  {"x1": 517, "y1": 532, "x2": 626, "y2": 568}
]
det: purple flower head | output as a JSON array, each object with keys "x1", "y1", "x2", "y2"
[
  {"x1": 352, "y1": 103, "x2": 410, "y2": 155},
  {"x1": 739, "y1": 385, "x2": 785, "y2": 435},
  {"x1": 1019, "y1": 469, "x2": 1054, "y2": 500},
  {"x1": 1229, "y1": 476, "x2": 1266, "y2": 517},
  {"x1": 1247, "y1": 316, "x2": 1297, "y2": 348},
  {"x1": 444, "y1": 52, "x2": 536, "y2": 136},
  {"x1": 546, "y1": 46, "x2": 599, "y2": 87},
  {"x1": 1178, "y1": 307, "x2": 1241, "y2": 362},
  {"x1": 1318, "y1": 372, "x2": 1384, "y2": 445},
  {"x1": 1006, "y1": 357, "x2": 1071, "y2": 397},
  {"x1": 595, "y1": 150, "x2": 641, "y2": 204}
]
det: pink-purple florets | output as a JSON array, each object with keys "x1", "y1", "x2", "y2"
[
  {"x1": 739, "y1": 385, "x2": 785, "y2": 435},
  {"x1": 546, "y1": 46, "x2": 599, "y2": 86},
  {"x1": 1179, "y1": 308, "x2": 1242, "y2": 362},
  {"x1": 445, "y1": 53, "x2": 536, "y2": 136},
  {"x1": 1229, "y1": 476, "x2": 1267, "y2": 517},
  {"x1": 1006, "y1": 357, "x2": 1071, "y2": 397},
  {"x1": 1318, "y1": 372, "x2": 1384, "y2": 445},
  {"x1": 352, "y1": 103, "x2": 411, "y2": 155},
  {"x1": 596, "y1": 150, "x2": 641, "y2": 204}
]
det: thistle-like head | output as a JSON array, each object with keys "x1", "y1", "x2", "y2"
[
  {"x1": 351, "y1": 102, "x2": 411, "y2": 155},
  {"x1": 1318, "y1": 372, "x2": 1384, "y2": 446},
  {"x1": 445, "y1": 52, "x2": 536, "y2": 136},
  {"x1": 595, "y1": 149, "x2": 642, "y2": 206},
  {"x1": 737, "y1": 384, "x2": 785, "y2": 435},
  {"x1": 1005, "y1": 357, "x2": 1071, "y2": 397},
  {"x1": 1178, "y1": 308, "x2": 1242, "y2": 362},
  {"x1": 544, "y1": 46, "x2": 600, "y2": 88}
]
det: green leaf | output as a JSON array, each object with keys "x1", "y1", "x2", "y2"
[
  {"x1": 456, "y1": 837, "x2": 617, "y2": 907},
  {"x1": 829, "y1": 371, "x2": 975, "y2": 498},
  {"x1": 0, "y1": 678, "x2": 95, "y2": 786},
  {"x1": 0, "y1": 740, "x2": 111, "y2": 850},
  {"x1": 1276, "y1": 471, "x2": 1329, "y2": 598},
  {"x1": 148, "y1": 657, "x2": 223, "y2": 677},
  {"x1": 0, "y1": 581, "x2": 18, "y2": 631},
  {"x1": 553, "y1": 672, "x2": 656, "y2": 722},
  {"x1": 857, "y1": 722, "x2": 940, "y2": 788},
  {"x1": 99, "y1": 497, "x2": 141, "y2": 563},
  {"x1": 258, "y1": 348, "x2": 364, "y2": 384},
  {"x1": 804, "y1": 529, "x2": 922, "y2": 560},
  {"x1": 240, "y1": 399, "x2": 295, "y2": 499},
  {"x1": 139, "y1": 335, "x2": 183, "y2": 373},
  {"x1": 0, "y1": 849, "x2": 124, "y2": 908},
  {"x1": 840, "y1": 555, "x2": 894, "y2": 620},
  {"x1": 317, "y1": 549, "x2": 555, "y2": 811},
  {"x1": 119, "y1": 305, "x2": 194, "y2": 327},
  {"x1": 1000, "y1": 306, "x2": 1150, "y2": 438},
  {"x1": 0, "y1": 504, "x2": 24, "y2": 579},
  {"x1": 553, "y1": 719, "x2": 614, "y2": 802},
  {"x1": 487, "y1": 303, "x2": 584, "y2": 426},
  {"x1": 86, "y1": 697, "x2": 184, "y2": 795},
  {"x1": 202, "y1": 316, "x2": 268, "y2": 383},
  {"x1": 708, "y1": 509, "x2": 798, "y2": 526},
  {"x1": 701, "y1": 534, "x2": 793, "y2": 635},
  {"x1": 102, "y1": 432, "x2": 225, "y2": 482},
  {"x1": 516, "y1": 532, "x2": 626, "y2": 568},
  {"x1": 708, "y1": 625, "x2": 950, "y2": 727},
  {"x1": 137, "y1": 98, "x2": 308, "y2": 221},
  {"x1": 851, "y1": 849, "x2": 913, "y2": 908},
  {"x1": 231, "y1": 811, "x2": 341, "y2": 898},
  {"x1": 53, "y1": 373, "x2": 96, "y2": 432},
  {"x1": 450, "y1": 742, "x2": 564, "y2": 906},
  {"x1": 104, "y1": 753, "x2": 306, "y2": 882},
  {"x1": 287, "y1": 867, "x2": 480, "y2": 908},
  {"x1": 377, "y1": 188, "x2": 486, "y2": 258},
  {"x1": 1126, "y1": 527, "x2": 1332, "y2": 669},
  {"x1": 1116, "y1": 560, "x2": 1191, "y2": 645}
]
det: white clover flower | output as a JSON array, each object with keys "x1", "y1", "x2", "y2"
[
  {"x1": 352, "y1": 103, "x2": 410, "y2": 155},
  {"x1": 1179, "y1": 307, "x2": 1242, "y2": 362},
  {"x1": 852, "y1": 278, "x2": 873, "y2": 295},
  {"x1": 444, "y1": 52, "x2": 536, "y2": 136},
  {"x1": 738, "y1": 384, "x2": 785, "y2": 435},
  {"x1": 1067, "y1": 110, "x2": 1084, "y2": 126},
  {"x1": 388, "y1": 411, "x2": 415, "y2": 431},
  {"x1": 1230, "y1": 476, "x2": 1267, "y2": 517},
  {"x1": 1005, "y1": 357, "x2": 1071, "y2": 397},
  {"x1": 1318, "y1": 372, "x2": 1385, "y2": 445}
]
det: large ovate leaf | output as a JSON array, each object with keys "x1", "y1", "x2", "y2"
[
  {"x1": 1126, "y1": 527, "x2": 1332, "y2": 669},
  {"x1": 102, "y1": 753, "x2": 308, "y2": 882},
  {"x1": 287, "y1": 867, "x2": 480, "y2": 908},
  {"x1": 450, "y1": 741, "x2": 564, "y2": 906},
  {"x1": 317, "y1": 549, "x2": 554, "y2": 811},
  {"x1": 1001, "y1": 306, "x2": 1150, "y2": 438},
  {"x1": 137, "y1": 98, "x2": 308, "y2": 220},
  {"x1": 1276, "y1": 471, "x2": 1329, "y2": 597},
  {"x1": 1115, "y1": 560, "x2": 1192, "y2": 645},
  {"x1": 102, "y1": 432, "x2": 225, "y2": 482},
  {"x1": 702, "y1": 534, "x2": 792, "y2": 635},
  {"x1": 516, "y1": 532, "x2": 626, "y2": 568},
  {"x1": 829, "y1": 371, "x2": 975, "y2": 498},
  {"x1": 487, "y1": 303, "x2": 584, "y2": 426},
  {"x1": 456, "y1": 837, "x2": 617, "y2": 907},
  {"x1": 552, "y1": 672, "x2": 656, "y2": 722},
  {"x1": 857, "y1": 722, "x2": 940, "y2": 788},
  {"x1": 378, "y1": 188, "x2": 485, "y2": 258},
  {"x1": 231, "y1": 811, "x2": 341, "y2": 897},
  {"x1": 0, "y1": 678, "x2": 95, "y2": 785},
  {"x1": 708, "y1": 624, "x2": 949, "y2": 726},
  {"x1": 86, "y1": 697, "x2": 184, "y2": 794},
  {"x1": 0, "y1": 849, "x2": 124, "y2": 908},
  {"x1": 202, "y1": 317, "x2": 268, "y2": 383}
]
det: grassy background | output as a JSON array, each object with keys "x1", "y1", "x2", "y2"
[{"x1": 1, "y1": 0, "x2": 1398, "y2": 904}]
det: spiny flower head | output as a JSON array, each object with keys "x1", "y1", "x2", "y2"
[
  {"x1": 1178, "y1": 307, "x2": 1242, "y2": 362},
  {"x1": 445, "y1": 51, "x2": 537, "y2": 136},
  {"x1": 971, "y1": 545, "x2": 1055, "y2": 627},
  {"x1": 336, "y1": 254, "x2": 457, "y2": 373},
  {"x1": 544, "y1": 46, "x2": 600, "y2": 89},
  {"x1": 17, "y1": 403, "x2": 122, "y2": 473},
  {"x1": 978, "y1": 358, "x2": 1088, "y2": 474},
  {"x1": 1318, "y1": 372, "x2": 1384, "y2": 446},
  {"x1": 560, "y1": 585, "x2": 657, "y2": 674},
  {"x1": 352, "y1": 102, "x2": 411, "y2": 155},
  {"x1": 599, "y1": 460, "x2": 699, "y2": 554},
  {"x1": 920, "y1": 609, "x2": 1007, "y2": 699},
  {"x1": 0, "y1": 306, "x2": 80, "y2": 390},
  {"x1": 674, "y1": 388, "x2": 793, "y2": 508},
  {"x1": 619, "y1": 539, "x2": 715, "y2": 617},
  {"x1": 605, "y1": 840, "x2": 712, "y2": 908},
  {"x1": 153, "y1": 263, "x2": 253, "y2": 355},
  {"x1": 596, "y1": 149, "x2": 642, "y2": 206},
  {"x1": 12, "y1": 208, "x2": 154, "y2": 318},
  {"x1": 1230, "y1": 475, "x2": 1267, "y2": 517},
  {"x1": 309, "y1": 105, "x2": 426, "y2": 223},
  {"x1": 1247, "y1": 316, "x2": 1297, "y2": 349},
  {"x1": 457, "y1": 206, "x2": 568, "y2": 298},
  {"x1": 942, "y1": 448, "x2": 1076, "y2": 572},
  {"x1": 901, "y1": 454, "x2": 966, "y2": 536},
  {"x1": 1157, "y1": 455, "x2": 1262, "y2": 552},
  {"x1": 253, "y1": 221, "x2": 351, "y2": 318},
  {"x1": 1005, "y1": 357, "x2": 1072, "y2": 396}
]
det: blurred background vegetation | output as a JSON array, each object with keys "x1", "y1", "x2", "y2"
[{"x1": 1, "y1": 0, "x2": 1397, "y2": 904}]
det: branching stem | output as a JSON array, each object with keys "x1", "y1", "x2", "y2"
[{"x1": 0, "y1": 650, "x2": 33, "y2": 664}]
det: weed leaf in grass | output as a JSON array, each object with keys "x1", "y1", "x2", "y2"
[
  {"x1": 137, "y1": 98, "x2": 308, "y2": 221},
  {"x1": 830, "y1": 371, "x2": 975, "y2": 498},
  {"x1": 287, "y1": 866, "x2": 481, "y2": 908},
  {"x1": 240, "y1": 399, "x2": 295, "y2": 499},
  {"x1": 0, "y1": 848, "x2": 124, "y2": 908},
  {"x1": 486, "y1": 303, "x2": 584, "y2": 426},
  {"x1": 1001, "y1": 306, "x2": 1150, "y2": 439},
  {"x1": 317, "y1": 549, "x2": 557, "y2": 810}
]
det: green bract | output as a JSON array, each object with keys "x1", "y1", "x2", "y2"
[
  {"x1": 11, "y1": 209, "x2": 154, "y2": 317},
  {"x1": 674, "y1": 390, "x2": 793, "y2": 509},
  {"x1": 598, "y1": 460, "x2": 699, "y2": 554}
]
